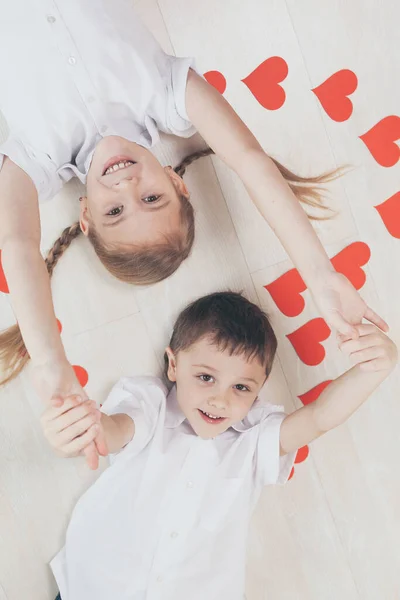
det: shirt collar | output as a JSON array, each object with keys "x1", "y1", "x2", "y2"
[{"x1": 165, "y1": 385, "x2": 265, "y2": 433}]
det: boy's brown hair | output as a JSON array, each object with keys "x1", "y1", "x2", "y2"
[{"x1": 165, "y1": 291, "x2": 278, "y2": 378}]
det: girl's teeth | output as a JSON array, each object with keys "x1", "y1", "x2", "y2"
[{"x1": 105, "y1": 161, "x2": 134, "y2": 175}]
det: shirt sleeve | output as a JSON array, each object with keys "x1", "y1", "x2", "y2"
[
  {"x1": 254, "y1": 404, "x2": 296, "y2": 487},
  {"x1": 0, "y1": 136, "x2": 61, "y2": 202},
  {"x1": 148, "y1": 54, "x2": 199, "y2": 139},
  {"x1": 101, "y1": 376, "x2": 167, "y2": 459}
]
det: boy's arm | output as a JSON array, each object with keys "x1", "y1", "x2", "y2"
[
  {"x1": 185, "y1": 69, "x2": 387, "y2": 336},
  {"x1": 0, "y1": 158, "x2": 66, "y2": 367},
  {"x1": 100, "y1": 413, "x2": 135, "y2": 454},
  {"x1": 279, "y1": 326, "x2": 398, "y2": 455}
]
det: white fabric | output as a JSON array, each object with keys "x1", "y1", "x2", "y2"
[
  {"x1": 51, "y1": 376, "x2": 295, "y2": 600},
  {"x1": 0, "y1": 0, "x2": 197, "y2": 202}
]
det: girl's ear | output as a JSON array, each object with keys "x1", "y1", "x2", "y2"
[
  {"x1": 165, "y1": 166, "x2": 190, "y2": 199},
  {"x1": 165, "y1": 346, "x2": 178, "y2": 382},
  {"x1": 79, "y1": 196, "x2": 90, "y2": 236}
]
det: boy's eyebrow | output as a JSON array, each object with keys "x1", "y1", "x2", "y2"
[{"x1": 193, "y1": 364, "x2": 259, "y2": 385}]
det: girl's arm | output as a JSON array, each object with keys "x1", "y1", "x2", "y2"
[
  {"x1": 279, "y1": 325, "x2": 398, "y2": 455},
  {"x1": 0, "y1": 158, "x2": 104, "y2": 469},
  {"x1": 0, "y1": 158, "x2": 66, "y2": 366},
  {"x1": 185, "y1": 69, "x2": 388, "y2": 336}
]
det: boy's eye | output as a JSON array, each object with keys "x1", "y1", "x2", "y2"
[
  {"x1": 198, "y1": 374, "x2": 214, "y2": 383},
  {"x1": 107, "y1": 206, "x2": 123, "y2": 217},
  {"x1": 143, "y1": 195, "x2": 160, "y2": 204},
  {"x1": 234, "y1": 384, "x2": 250, "y2": 392}
]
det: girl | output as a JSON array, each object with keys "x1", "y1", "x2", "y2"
[
  {"x1": 41, "y1": 292, "x2": 398, "y2": 600},
  {"x1": 0, "y1": 1, "x2": 387, "y2": 465}
]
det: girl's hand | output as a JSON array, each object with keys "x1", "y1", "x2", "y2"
[
  {"x1": 339, "y1": 324, "x2": 398, "y2": 373},
  {"x1": 40, "y1": 395, "x2": 109, "y2": 465},
  {"x1": 311, "y1": 271, "x2": 389, "y2": 339},
  {"x1": 31, "y1": 360, "x2": 107, "y2": 469}
]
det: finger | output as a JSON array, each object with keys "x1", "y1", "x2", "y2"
[
  {"x1": 84, "y1": 443, "x2": 100, "y2": 471},
  {"x1": 95, "y1": 428, "x2": 109, "y2": 457},
  {"x1": 51, "y1": 396, "x2": 64, "y2": 408},
  {"x1": 47, "y1": 395, "x2": 82, "y2": 421},
  {"x1": 62, "y1": 425, "x2": 99, "y2": 456},
  {"x1": 340, "y1": 333, "x2": 381, "y2": 355},
  {"x1": 364, "y1": 306, "x2": 389, "y2": 332},
  {"x1": 329, "y1": 312, "x2": 358, "y2": 339},
  {"x1": 54, "y1": 401, "x2": 97, "y2": 433},
  {"x1": 360, "y1": 358, "x2": 388, "y2": 372},
  {"x1": 57, "y1": 413, "x2": 99, "y2": 445},
  {"x1": 349, "y1": 347, "x2": 384, "y2": 365}
]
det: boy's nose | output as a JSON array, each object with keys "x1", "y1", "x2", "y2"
[{"x1": 208, "y1": 393, "x2": 229, "y2": 410}]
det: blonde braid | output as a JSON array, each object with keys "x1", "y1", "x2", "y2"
[
  {"x1": 174, "y1": 147, "x2": 215, "y2": 177},
  {"x1": 175, "y1": 146, "x2": 342, "y2": 218},
  {"x1": 0, "y1": 222, "x2": 82, "y2": 385}
]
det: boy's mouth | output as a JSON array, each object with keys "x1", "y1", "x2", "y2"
[
  {"x1": 102, "y1": 156, "x2": 137, "y2": 176},
  {"x1": 198, "y1": 409, "x2": 226, "y2": 425}
]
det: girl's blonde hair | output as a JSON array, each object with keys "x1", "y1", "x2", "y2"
[{"x1": 0, "y1": 148, "x2": 340, "y2": 385}]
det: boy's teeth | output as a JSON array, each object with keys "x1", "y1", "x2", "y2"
[{"x1": 201, "y1": 410, "x2": 221, "y2": 420}]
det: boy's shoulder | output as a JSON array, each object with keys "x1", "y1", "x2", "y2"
[{"x1": 113, "y1": 375, "x2": 168, "y2": 397}]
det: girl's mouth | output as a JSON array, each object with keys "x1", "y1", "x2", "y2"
[
  {"x1": 198, "y1": 409, "x2": 226, "y2": 425},
  {"x1": 102, "y1": 156, "x2": 137, "y2": 176}
]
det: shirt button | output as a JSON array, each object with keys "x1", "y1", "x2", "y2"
[
  {"x1": 156, "y1": 576, "x2": 163, "y2": 583},
  {"x1": 87, "y1": 96, "x2": 95, "y2": 104},
  {"x1": 186, "y1": 481, "x2": 194, "y2": 489},
  {"x1": 170, "y1": 531, "x2": 179, "y2": 539},
  {"x1": 100, "y1": 125, "x2": 107, "y2": 134},
  {"x1": 47, "y1": 15, "x2": 56, "y2": 23},
  {"x1": 68, "y1": 56, "x2": 77, "y2": 65}
]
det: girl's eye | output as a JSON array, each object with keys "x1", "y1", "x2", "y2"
[
  {"x1": 143, "y1": 195, "x2": 160, "y2": 204},
  {"x1": 107, "y1": 206, "x2": 123, "y2": 217},
  {"x1": 234, "y1": 384, "x2": 250, "y2": 392},
  {"x1": 198, "y1": 374, "x2": 214, "y2": 383}
]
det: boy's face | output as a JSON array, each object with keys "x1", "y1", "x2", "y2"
[
  {"x1": 82, "y1": 136, "x2": 189, "y2": 245},
  {"x1": 166, "y1": 337, "x2": 267, "y2": 439}
]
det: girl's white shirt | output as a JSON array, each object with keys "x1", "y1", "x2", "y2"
[
  {"x1": 51, "y1": 376, "x2": 295, "y2": 600},
  {"x1": 0, "y1": 0, "x2": 196, "y2": 202}
]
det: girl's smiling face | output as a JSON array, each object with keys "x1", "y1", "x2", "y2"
[
  {"x1": 82, "y1": 136, "x2": 189, "y2": 245},
  {"x1": 165, "y1": 336, "x2": 267, "y2": 439}
]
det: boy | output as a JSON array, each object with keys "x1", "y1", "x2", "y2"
[{"x1": 41, "y1": 292, "x2": 397, "y2": 600}]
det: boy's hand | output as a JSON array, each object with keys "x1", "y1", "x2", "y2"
[
  {"x1": 40, "y1": 396, "x2": 109, "y2": 466},
  {"x1": 339, "y1": 324, "x2": 398, "y2": 372}
]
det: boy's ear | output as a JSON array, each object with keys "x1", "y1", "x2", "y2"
[
  {"x1": 165, "y1": 347, "x2": 177, "y2": 382},
  {"x1": 165, "y1": 166, "x2": 190, "y2": 199}
]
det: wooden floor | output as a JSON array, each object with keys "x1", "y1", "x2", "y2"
[{"x1": 1, "y1": 1, "x2": 399, "y2": 598}]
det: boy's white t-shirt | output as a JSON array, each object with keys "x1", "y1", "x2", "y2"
[
  {"x1": 51, "y1": 376, "x2": 295, "y2": 600},
  {"x1": 0, "y1": 0, "x2": 197, "y2": 202}
]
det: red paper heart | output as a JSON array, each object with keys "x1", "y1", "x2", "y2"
[
  {"x1": 73, "y1": 365, "x2": 89, "y2": 387},
  {"x1": 56, "y1": 319, "x2": 63, "y2": 334},
  {"x1": 312, "y1": 69, "x2": 358, "y2": 122},
  {"x1": 331, "y1": 242, "x2": 370, "y2": 290},
  {"x1": 295, "y1": 445, "x2": 309, "y2": 464},
  {"x1": 287, "y1": 318, "x2": 331, "y2": 366},
  {"x1": 242, "y1": 56, "x2": 288, "y2": 110},
  {"x1": 360, "y1": 116, "x2": 400, "y2": 168},
  {"x1": 265, "y1": 242, "x2": 370, "y2": 316},
  {"x1": 264, "y1": 269, "x2": 306, "y2": 317},
  {"x1": 298, "y1": 380, "x2": 332, "y2": 405},
  {"x1": 204, "y1": 70, "x2": 227, "y2": 95},
  {"x1": 0, "y1": 250, "x2": 9, "y2": 294},
  {"x1": 375, "y1": 192, "x2": 400, "y2": 238},
  {"x1": 288, "y1": 467, "x2": 295, "y2": 480}
]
